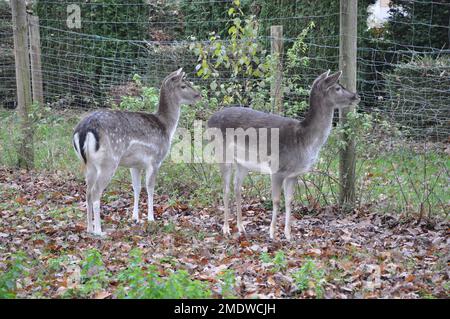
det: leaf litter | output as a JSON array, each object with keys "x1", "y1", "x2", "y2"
[{"x1": 0, "y1": 167, "x2": 448, "y2": 298}]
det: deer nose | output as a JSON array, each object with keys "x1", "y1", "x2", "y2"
[{"x1": 353, "y1": 93, "x2": 360, "y2": 101}]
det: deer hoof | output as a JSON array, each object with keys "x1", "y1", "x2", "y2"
[
  {"x1": 237, "y1": 224, "x2": 246, "y2": 234},
  {"x1": 223, "y1": 224, "x2": 231, "y2": 236},
  {"x1": 285, "y1": 232, "x2": 292, "y2": 242},
  {"x1": 92, "y1": 231, "x2": 106, "y2": 237},
  {"x1": 269, "y1": 228, "x2": 276, "y2": 240}
]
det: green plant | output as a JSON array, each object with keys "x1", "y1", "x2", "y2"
[
  {"x1": 259, "y1": 252, "x2": 272, "y2": 264},
  {"x1": 0, "y1": 108, "x2": 81, "y2": 171},
  {"x1": 116, "y1": 248, "x2": 152, "y2": 298},
  {"x1": 117, "y1": 74, "x2": 159, "y2": 112},
  {"x1": 65, "y1": 249, "x2": 110, "y2": 297},
  {"x1": 283, "y1": 21, "x2": 314, "y2": 118},
  {"x1": 443, "y1": 281, "x2": 450, "y2": 293},
  {"x1": 334, "y1": 111, "x2": 374, "y2": 150},
  {"x1": 273, "y1": 251, "x2": 288, "y2": 272},
  {"x1": 163, "y1": 270, "x2": 211, "y2": 299},
  {"x1": 217, "y1": 269, "x2": 236, "y2": 298},
  {"x1": 190, "y1": 0, "x2": 273, "y2": 109},
  {"x1": 260, "y1": 250, "x2": 287, "y2": 273},
  {"x1": 47, "y1": 255, "x2": 70, "y2": 272},
  {"x1": 293, "y1": 259, "x2": 326, "y2": 298},
  {"x1": 116, "y1": 248, "x2": 211, "y2": 299},
  {"x1": 0, "y1": 251, "x2": 29, "y2": 299},
  {"x1": 162, "y1": 220, "x2": 176, "y2": 233}
]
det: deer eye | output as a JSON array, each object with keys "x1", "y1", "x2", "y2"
[
  {"x1": 335, "y1": 86, "x2": 341, "y2": 91},
  {"x1": 181, "y1": 85, "x2": 187, "y2": 89}
]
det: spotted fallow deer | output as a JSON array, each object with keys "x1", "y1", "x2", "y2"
[
  {"x1": 73, "y1": 68, "x2": 201, "y2": 236},
  {"x1": 207, "y1": 70, "x2": 360, "y2": 241}
]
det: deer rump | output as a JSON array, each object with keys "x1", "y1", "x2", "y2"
[{"x1": 72, "y1": 110, "x2": 168, "y2": 168}]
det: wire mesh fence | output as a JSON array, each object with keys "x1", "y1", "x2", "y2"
[
  {"x1": 0, "y1": 2, "x2": 15, "y2": 109},
  {"x1": 0, "y1": 0, "x2": 448, "y2": 217}
]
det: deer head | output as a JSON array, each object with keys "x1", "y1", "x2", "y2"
[
  {"x1": 162, "y1": 68, "x2": 202, "y2": 106},
  {"x1": 311, "y1": 70, "x2": 360, "y2": 109}
]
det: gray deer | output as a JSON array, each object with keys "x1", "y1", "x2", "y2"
[
  {"x1": 207, "y1": 70, "x2": 360, "y2": 241},
  {"x1": 73, "y1": 68, "x2": 201, "y2": 236}
]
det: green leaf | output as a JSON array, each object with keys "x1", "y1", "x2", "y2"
[{"x1": 228, "y1": 26, "x2": 237, "y2": 35}]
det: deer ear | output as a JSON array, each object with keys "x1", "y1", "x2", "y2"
[
  {"x1": 170, "y1": 68, "x2": 184, "y2": 82},
  {"x1": 323, "y1": 70, "x2": 342, "y2": 89},
  {"x1": 312, "y1": 70, "x2": 330, "y2": 88},
  {"x1": 164, "y1": 68, "x2": 183, "y2": 84}
]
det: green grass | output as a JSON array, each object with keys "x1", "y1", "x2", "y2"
[
  {"x1": 0, "y1": 109, "x2": 80, "y2": 171},
  {"x1": 302, "y1": 133, "x2": 449, "y2": 216},
  {"x1": 1, "y1": 108, "x2": 448, "y2": 217}
]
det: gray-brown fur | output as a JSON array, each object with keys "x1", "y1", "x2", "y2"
[
  {"x1": 207, "y1": 70, "x2": 360, "y2": 241},
  {"x1": 73, "y1": 68, "x2": 201, "y2": 236},
  {"x1": 74, "y1": 110, "x2": 167, "y2": 167}
]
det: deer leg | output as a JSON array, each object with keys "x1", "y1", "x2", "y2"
[
  {"x1": 270, "y1": 174, "x2": 283, "y2": 240},
  {"x1": 283, "y1": 177, "x2": 296, "y2": 241},
  {"x1": 220, "y1": 163, "x2": 232, "y2": 236},
  {"x1": 86, "y1": 192, "x2": 94, "y2": 233},
  {"x1": 90, "y1": 163, "x2": 116, "y2": 236},
  {"x1": 85, "y1": 165, "x2": 97, "y2": 234},
  {"x1": 234, "y1": 164, "x2": 248, "y2": 234},
  {"x1": 145, "y1": 164, "x2": 158, "y2": 222},
  {"x1": 130, "y1": 168, "x2": 142, "y2": 222}
]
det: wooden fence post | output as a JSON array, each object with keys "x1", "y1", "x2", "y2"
[
  {"x1": 11, "y1": 0, "x2": 34, "y2": 169},
  {"x1": 339, "y1": 0, "x2": 358, "y2": 207},
  {"x1": 28, "y1": 14, "x2": 44, "y2": 106},
  {"x1": 270, "y1": 25, "x2": 283, "y2": 114}
]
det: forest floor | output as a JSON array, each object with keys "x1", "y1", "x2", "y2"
[{"x1": 0, "y1": 167, "x2": 448, "y2": 299}]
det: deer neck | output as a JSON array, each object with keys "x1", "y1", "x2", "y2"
[
  {"x1": 156, "y1": 87, "x2": 181, "y2": 139},
  {"x1": 299, "y1": 93, "x2": 335, "y2": 147}
]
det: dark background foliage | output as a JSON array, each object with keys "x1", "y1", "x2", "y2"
[{"x1": 0, "y1": 0, "x2": 448, "y2": 137}]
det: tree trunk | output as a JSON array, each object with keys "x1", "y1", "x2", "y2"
[
  {"x1": 339, "y1": 0, "x2": 357, "y2": 207},
  {"x1": 11, "y1": 0, "x2": 34, "y2": 169}
]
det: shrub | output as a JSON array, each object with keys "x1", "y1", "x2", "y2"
[
  {"x1": 33, "y1": 0, "x2": 149, "y2": 105},
  {"x1": 383, "y1": 56, "x2": 450, "y2": 140},
  {"x1": 190, "y1": 0, "x2": 273, "y2": 110},
  {"x1": 114, "y1": 74, "x2": 159, "y2": 112}
]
